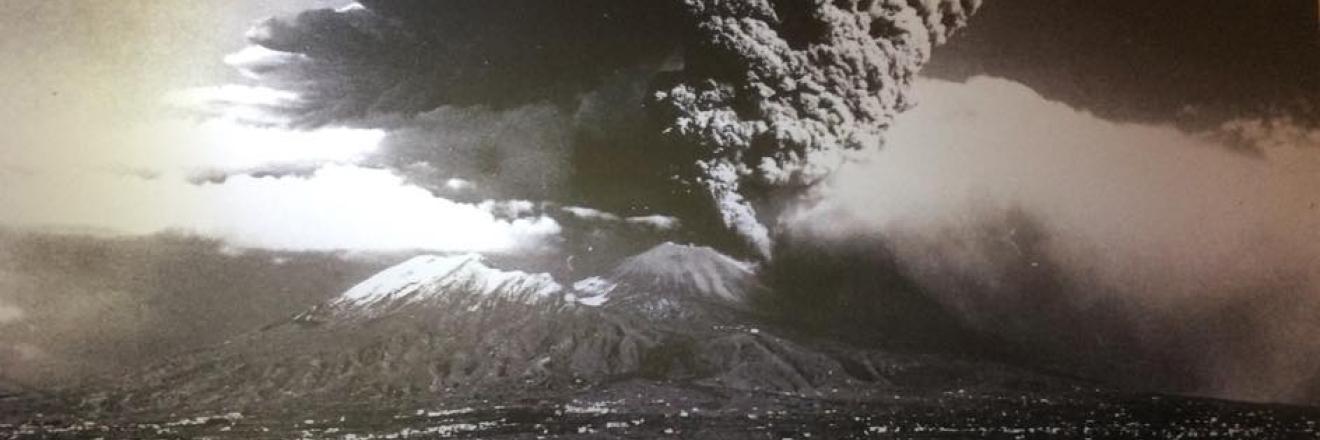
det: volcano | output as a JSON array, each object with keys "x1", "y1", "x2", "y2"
[
  {"x1": 4, "y1": 243, "x2": 1319, "y2": 438},
  {"x1": 89, "y1": 243, "x2": 1033, "y2": 412},
  {"x1": 68, "y1": 244, "x2": 1055, "y2": 410}
]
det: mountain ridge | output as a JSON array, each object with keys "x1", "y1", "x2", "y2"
[{"x1": 81, "y1": 242, "x2": 1070, "y2": 415}]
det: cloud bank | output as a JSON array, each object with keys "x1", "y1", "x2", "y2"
[
  {"x1": 0, "y1": 110, "x2": 563, "y2": 254},
  {"x1": 0, "y1": 165, "x2": 560, "y2": 253},
  {"x1": 790, "y1": 76, "x2": 1320, "y2": 402}
]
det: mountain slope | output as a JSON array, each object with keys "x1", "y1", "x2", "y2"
[{"x1": 85, "y1": 243, "x2": 1069, "y2": 414}]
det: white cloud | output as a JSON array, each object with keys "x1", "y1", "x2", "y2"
[
  {"x1": 562, "y1": 206, "x2": 621, "y2": 222},
  {"x1": 165, "y1": 85, "x2": 305, "y2": 126},
  {"x1": 335, "y1": 2, "x2": 366, "y2": 12},
  {"x1": 0, "y1": 86, "x2": 563, "y2": 253},
  {"x1": 444, "y1": 178, "x2": 474, "y2": 192},
  {"x1": 156, "y1": 119, "x2": 385, "y2": 173},
  {"x1": 168, "y1": 85, "x2": 302, "y2": 109},
  {"x1": 0, "y1": 114, "x2": 384, "y2": 180},
  {"x1": 625, "y1": 215, "x2": 681, "y2": 231},
  {"x1": 0, "y1": 165, "x2": 561, "y2": 253},
  {"x1": 224, "y1": 45, "x2": 311, "y2": 80},
  {"x1": 810, "y1": 76, "x2": 1320, "y2": 271}
]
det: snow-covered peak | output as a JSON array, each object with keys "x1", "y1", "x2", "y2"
[
  {"x1": 334, "y1": 254, "x2": 562, "y2": 309},
  {"x1": 567, "y1": 276, "x2": 617, "y2": 307},
  {"x1": 609, "y1": 242, "x2": 762, "y2": 306},
  {"x1": 323, "y1": 243, "x2": 759, "y2": 321}
]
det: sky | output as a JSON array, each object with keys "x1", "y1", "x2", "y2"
[
  {"x1": 0, "y1": 0, "x2": 1318, "y2": 404},
  {"x1": 2, "y1": 1, "x2": 1311, "y2": 255},
  {"x1": 0, "y1": 0, "x2": 563, "y2": 254}
]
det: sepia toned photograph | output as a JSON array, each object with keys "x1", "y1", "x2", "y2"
[{"x1": 0, "y1": 1, "x2": 1318, "y2": 438}]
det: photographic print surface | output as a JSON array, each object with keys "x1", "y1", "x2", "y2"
[{"x1": 1, "y1": 1, "x2": 1318, "y2": 438}]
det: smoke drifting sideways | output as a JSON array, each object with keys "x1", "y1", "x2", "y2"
[
  {"x1": 213, "y1": 0, "x2": 980, "y2": 261},
  {"x1": 787, "y1": 77, "x2": 1320, "y2": 403}
]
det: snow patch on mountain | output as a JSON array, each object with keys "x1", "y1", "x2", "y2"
[
  {"x1": 568, "y1": 276, "x2": 617, "y2": 307},
  {"x1": 334, "y1": 254, "x2": 562, "y2": 309}
]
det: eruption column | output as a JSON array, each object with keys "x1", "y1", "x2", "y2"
[
  {"x1": 652, "y1": 0, "x2": 981, "y2": 259},
  {"x1": 219, "y1": 0, "x2": 981, "y2": 261}
]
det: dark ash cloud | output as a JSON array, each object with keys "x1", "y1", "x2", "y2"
[
  {"x1": 217, "y1": 0, "x2": 981, "y2": 261},
  {"x1": 925, "y1": 0, "x2": 1320, "y2": 129},
  {"x1": 231, "y1": 1, "x2": 681, "y2": 125},
  {"x1": 651, "y1": 0, "x2": 981, "y2": 258}
]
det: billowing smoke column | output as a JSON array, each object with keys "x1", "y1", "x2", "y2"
[
  {"x1": 653, "y1": 0, "x2": 981, "y2": 258},
  {"x1": 223, "y1": 0, "x2": 979, "y2": 260}
]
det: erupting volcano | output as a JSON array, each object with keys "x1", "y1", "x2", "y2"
[{"x1": 2, "y1": 0, "x2": 1319, "y2": 438}]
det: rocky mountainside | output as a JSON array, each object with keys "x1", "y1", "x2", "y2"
[{"x1": 83, "y1": 242, "x2": 1067, "y2": 415}]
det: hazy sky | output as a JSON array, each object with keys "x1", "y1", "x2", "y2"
[{"x1": 0, "y1": 1, "x2": 565, "y2": 253}]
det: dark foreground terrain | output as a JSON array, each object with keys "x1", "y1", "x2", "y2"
[{"x1": 5, "y1": 382, "x2": 1320, "y2": 439}]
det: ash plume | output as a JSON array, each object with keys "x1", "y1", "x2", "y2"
[
  {"x1": 653, "y1": 0, "x2": 980, "y2": 258},
  {"x1": 217, "y1": 0, "x2": 980, "y2": 260},
  {"x1": 229, "y1": 1, "x2": 681, "y2": 125}
]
